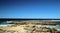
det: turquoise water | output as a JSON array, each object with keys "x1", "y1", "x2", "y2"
[
  {"x1": 0, "y1": 24, "x2": 13, "y2": 27},
  {"x1": 55, "y1": 25, "x2": 60, "y2": 31}
]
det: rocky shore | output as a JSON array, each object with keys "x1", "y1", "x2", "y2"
[{"x1": 0, "y1": 20, "x2": 60, "y2": 33}]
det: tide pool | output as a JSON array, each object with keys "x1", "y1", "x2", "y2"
[{"x1": 55, "y1": 25, "x2": 60, "y2": 31}]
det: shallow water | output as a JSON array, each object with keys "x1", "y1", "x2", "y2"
[
  {"x1": 55, "y1": 25, "x2": 60, "y2": 31},
  {"x1": 0, "y1": 24, "x2": 13, "y2": 27}
]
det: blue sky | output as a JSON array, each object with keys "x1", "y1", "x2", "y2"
[{"x1": 0, "y1": 0, "x2": 60, "y2": 18}]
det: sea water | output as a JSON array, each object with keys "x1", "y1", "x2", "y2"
[{"x1": 0, "y1": 24, "x2": 13, "y2": 27}]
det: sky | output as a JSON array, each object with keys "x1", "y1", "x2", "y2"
[{"x1": 0, "y1": 0, "x2": 60, "y2": 18}]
